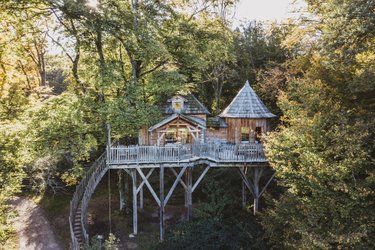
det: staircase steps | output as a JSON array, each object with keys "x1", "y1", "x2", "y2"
[{"x1": 69, "y1": 153, "x2": 107, "y2": 249}]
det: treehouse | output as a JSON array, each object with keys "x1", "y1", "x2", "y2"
[
  {"x1": 139, "y1": 80, "x2": 276, "y2": 145},
  {"x1": 71, "y1": 81, "x2": 277, "y2": 248}
]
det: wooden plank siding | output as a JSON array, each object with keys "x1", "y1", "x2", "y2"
[
  {"x1": 141, "y1": 118, "x2": 271, "y2": 145},
  {"x1": 139, "y1": 127, "x2": 149, "y2": 145},
  {"x1": 206, "y1": 127, "x2": 227, "y2": 143},
  {"x1": 225, "y1": 118, "x2": 271, "y2": 144}
]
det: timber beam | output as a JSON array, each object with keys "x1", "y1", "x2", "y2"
[{"x1": 237, "y1": 166, "x2": 275, "y2": 215}]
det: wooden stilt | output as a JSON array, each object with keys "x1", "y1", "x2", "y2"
[
  {"x1": 252, "y1": 167, "x2": 263, "y2": 215},
  {"x1": 139, "y1": 185, "x2": 144, "y2": 210},
  {"x1": 238, "y1": 166, "x2": 271, "y2": 215},
  {"x1": 125, "y1": 170, "x2": 130, "y2": 213},
  {"x1": 253, "y1": 168, "x2": 259, "y2": 215},
  {"x1": 132, "y1": 169, "x2": 138, "y2": 235},
  {"x1": 118, "y1": 170, "x2": 125, "y2": 211},
  {"x1": 242, "y1": 166, "x2": 248, "y2": 207},
  {"x1": 159, "y1": 165, "x2": 165, "y2": 241},
  {"x1": 242, "y1": 181, "x2": 247, "y2": 207},
  {"x1": 184, "y1": 170, "x2": 188, "y2": 208},
  {"x1": 187, "y1": 166, "x2": 193, "y2": 221}
]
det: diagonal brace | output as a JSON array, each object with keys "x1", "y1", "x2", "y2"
[
  {"x1": 136, "y1": 167, "x2": 161, "y2": 207},
  {"x1": 164, "y1": 165, "x2": 188, "y2": 206},
  {"x1": 136, "y1": 168, "x2": 154, "y2": 194},
  {"x1": 192, "y1": 166, "x2": 210, "y2": 192},
  {"x1": 170, "y1": 167, "x2": 187, "y2": 190},
  {"x1": 259, "y1": 172, "x2": 276, "y2": 197},
  {"x1": 238, "y1": 167, "x2": 255, "y2": 197}
]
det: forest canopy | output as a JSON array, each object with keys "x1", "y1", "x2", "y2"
[{"x1": 0, "y1": 0, "x2": 374, "y2": 248}]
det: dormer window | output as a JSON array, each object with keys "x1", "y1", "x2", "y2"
[{"x1": 171, "y1": 96, "x2": 185, "y2": 113}]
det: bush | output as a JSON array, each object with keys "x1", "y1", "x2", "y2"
[{"x1": 152, "y1": 213, "x2": 268, "y2": 250}]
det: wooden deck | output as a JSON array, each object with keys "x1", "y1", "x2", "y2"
[
  {"x1": 108, "y1": 143, "x2": 267, "y2": 166},
  {"x1": 70, "y1": 143, "x2": 270, "y2": 249}
]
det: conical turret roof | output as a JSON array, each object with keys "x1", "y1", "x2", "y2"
[{"x1": 220, "y1": 81, "x2": 276, "y2": 118}]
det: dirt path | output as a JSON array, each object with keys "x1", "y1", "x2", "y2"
[{"x1": 10, "y1": 197, "x2": 63, "y2": 250}]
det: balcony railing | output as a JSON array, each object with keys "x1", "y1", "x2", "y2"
[{"x1": 108, "y1": 143, "x2": 266, "y2": 165}]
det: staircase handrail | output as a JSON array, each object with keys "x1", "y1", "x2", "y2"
[{"x1": 69, "y1": 152, "x2": 106, "y2": 249}]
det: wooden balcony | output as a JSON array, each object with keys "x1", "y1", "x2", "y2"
[{"x1": 107, "y1": 143, "x2": 267, "y2": 166}]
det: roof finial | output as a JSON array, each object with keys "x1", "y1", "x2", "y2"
[{"x1": 245, "y1": 80, "x2": 250, "y2": 87}]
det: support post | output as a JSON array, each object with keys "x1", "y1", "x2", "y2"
[
  {"x1": 252, "y1": 167, "x2": 263, "y2": 215},
  {"x1": 131, "y1": 169, "x2": 138, "y2": 235},
  {"x1": 184, "y1": 170, "x2": 188, "y2": 208},
  {"x1": 242, "y1": 181, "x2": 247, "y2": 207},
  {"x1": 242, "y1": 166, "x2": 248, "y2": 207},
  {"x1": 118, "y1": 170, "x2": 125, "y2": 211},
  {"x1": 159, "y1": 165, "x2": 165, "y2": 241},
  {"x1": 187, "y1": 166, "x2": 193, "y2": 221},
  {"x1": 106, "y1": 123, "x2": 111, "y2": 162},
  {"x1": 139, "y1": 185, "x2": 144, "y2": 210}
]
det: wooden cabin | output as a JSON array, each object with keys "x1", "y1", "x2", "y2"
[
  {"x1": 139, "y1": 94, "x2": 210, "y2": 145},
  {"x1": 139, "y1": 81, "x2": 276, "y2": 145},
  {"x1": 219, "y1": 81, "x2": 276, "y2": 144}
]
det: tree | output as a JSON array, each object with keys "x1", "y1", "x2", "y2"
[{"x1": 262, "y1": 0, "x2": 375, "y2": 248}]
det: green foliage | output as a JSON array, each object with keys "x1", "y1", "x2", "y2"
[
  {"x1": 152, "y1": 170, "x2": 268, "y2": 249},
  {"x1": 104, "y1": 233, "x2": 120, "y2": 250},
  {"x1": 152, "y1": 215, "x2": 267, "y2": 250},
  {"x1": 263, "y1": 80, "x2": 374, "y2": 248},
  {"x1": 0, "y1": 122, "x2": 28, "y2": 242},
  {"x1": 261, "y1": 0, "x2": 375, "y2": 248},
  {"x1": 194, "y1": 167, "x2": 247, "y2": 215},
  {"x1": 29, "y1": 94, "x2": 100, "y2": 185},
  {"x1": 84, "y1": 234, "x2": 120, "y2": 250}
]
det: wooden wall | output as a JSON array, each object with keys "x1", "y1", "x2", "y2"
[
  {"x1": 206, "y1": 128, "x2": 227, "y2": 143},
  {"x1": 225, "y1": 118, "x2": 271, "y2": 144},
  {"x1": 138, "y1": 127, "x2": 149, "y2": 145},
  {"x1": 140, "y1": 117, "x2": 272, "y2": 145}
]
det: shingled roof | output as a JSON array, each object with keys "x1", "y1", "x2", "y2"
[
  {"x1": 206, "y1": 117, "x2": 228, "y2": 128},
  {"x1": 220, "y1": 81, "x2": 276, "y2": 118},
  {"x1": 164, "y1": 94, "x2": 210, "y2": 115}
]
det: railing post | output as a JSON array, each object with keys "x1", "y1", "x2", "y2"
[
  {"x1": 106, "y1": 144, "x2": 110, "y2": 164},
  {"x1": 137, "y1": 145, "x2": 139, "y2": 164},
  {"x1": 178, "y1": 144, "x2": 180, "y2": 163}
]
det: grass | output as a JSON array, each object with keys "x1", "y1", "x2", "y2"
[{"x1": 39, "y1": 191, "x2": 72, "y2": 249}]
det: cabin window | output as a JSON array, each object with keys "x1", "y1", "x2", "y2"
[
  {"x1": 177, "y1": 128, "x2": 188, "y2": 144},
  {"x1": 241, "y1": 127, "x2": 250, "y2": 143},
  {"x1": 165, "y1": 128, "x2": 177, "y2": 143},
  {"x1": 255, "y1": 127, "x2": 262, "y2": 142},
  {"x1": 165, "y1": 127, "x2": 190, "y2": 144}
]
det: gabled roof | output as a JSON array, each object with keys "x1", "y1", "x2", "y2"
[
  {"x1": 149, "y1": 113, "x2": 206, "y2": 132},
  {"x1": 164, "y1": 94, "x2": 210, "y2": 115},
  {"x1": 220, "y1": 81, "x2": 276, "y2": 118}
]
